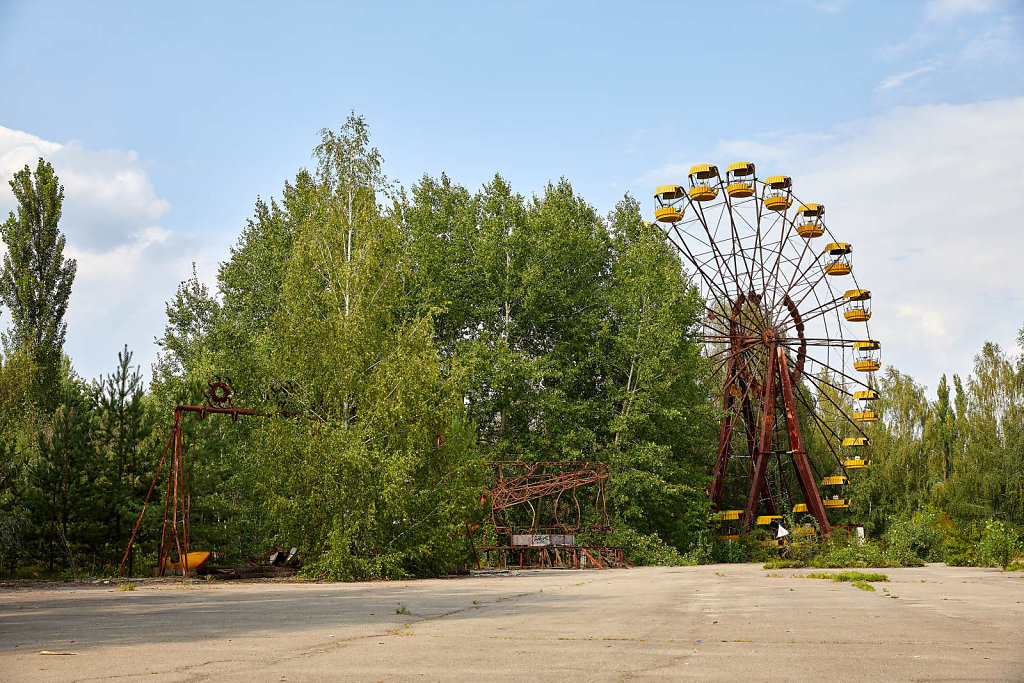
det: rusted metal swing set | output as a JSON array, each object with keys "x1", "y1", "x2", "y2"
[{"x1": 117, "y1": 378, "x2": 288, "y2": 577}]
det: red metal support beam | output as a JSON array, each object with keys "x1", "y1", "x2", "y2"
[
  {"x1": 776, "y1": 346, "x2": 832, "y2": 535},
  {"x1": 743, "y1": 345, "x2": 777, "y2": 530}
]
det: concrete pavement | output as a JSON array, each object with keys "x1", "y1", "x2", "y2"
[{"x1": 1, "y1": 563, "x2": 1022, "y2": 681}]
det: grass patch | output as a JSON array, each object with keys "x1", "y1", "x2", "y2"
[
  {"x1": 851, "y1": 581, "x2": 876, "y2": 591},
  {"x1": 763, "y1": 559, "x2": 807, "y2": 570},
  {"x1": 118, "y1": 582, "x2": 136, "y2": 591},
  {"x1": 804, "y1": 571, "x2": 889, "y2": 583}
]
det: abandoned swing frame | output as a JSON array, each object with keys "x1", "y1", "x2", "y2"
[{"x1": 118, "y1": 378, "x2": 297, "y2": 577}]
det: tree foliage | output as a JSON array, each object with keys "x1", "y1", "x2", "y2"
[{"x1": 0, "y1": 158, "x2": 77, "y2": 410}]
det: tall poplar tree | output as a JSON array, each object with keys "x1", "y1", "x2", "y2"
[{"x1": 0, "y1": 158, "x2": 77, "y2": 410}]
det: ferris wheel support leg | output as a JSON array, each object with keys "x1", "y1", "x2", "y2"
[
  {"x1": 743, "y1": 347, "x2": 777, "y2": 531},
  {"x1": 776, "y1": 346, "x2": 832, "y2": 536},
  {"x1": 741, "y1": 397, "x2": 758, "y2": 484},
  {"x1": 709, "y1": 356, "x2": 739, "y2": 509},
  {"x1": 710, "y1": 410, "x2": 734, "y2": 508}
]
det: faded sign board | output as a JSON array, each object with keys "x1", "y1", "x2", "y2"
[{"x1": 510, "y1": 534, "x2": 576, "y2": 547}]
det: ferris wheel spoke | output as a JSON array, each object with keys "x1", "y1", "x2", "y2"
[
  {"x1": 766, "y1": 239, "x2": 822, "y2": 325},
  {"x1": 691, "y1": 197, "x2": 751, "y2": 309},
  {"x1": 786, "y1": 389, "x2": 832, "y2": 481},
  {"x1": 798, "y1": 371, "x2": 871, "y2": 441},
  {"x1": 663, "y1": 227, "x2": 736, "y2": 305},
  {"x1": 784, "y1": 337, "x2": 854, "y2": 347},
  {"x1": 787, "y1": 259, "x2": 841, "y2": 313},
  {"x1": 698, "y1": 320, "x2": 745, "y2": 339},
  {"x1": 767, "y1": 207, "x2": 824, "y2": 321},
  {"x1": 722, "y1": 198, "x2": 751, "y2": 297},
  {"x1": 761, "y1": 211, "x2": 800, "y2": 317},
  {"x1": 778, "y1": 293, "x2": 846, "y2": 333},
  {"x1": 796, "y1": 353, "x2": 873, "y2": 402},
  {"x1": 706, "y1": 339, "x2": 764, "y2": 381},
  {"x1": 790, "y1": 387, "x2": 845, "y2": 467}
]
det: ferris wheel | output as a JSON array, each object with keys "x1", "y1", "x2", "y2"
[{"x1": 652, "y1": 163, "x2": 880, "y2": 535}]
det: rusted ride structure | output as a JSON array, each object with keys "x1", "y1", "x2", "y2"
[
  {"x1": 472, "y1": 461, "x2": 628, "y2": 569},
  {"x1": 118, "y1": 378, "x2": 298, "y2": 577},
  {"x1": 652, "y1": 164, "x2": 879, "y2": 535}
]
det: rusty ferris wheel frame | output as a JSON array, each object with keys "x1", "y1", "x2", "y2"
[{"x1": 652, "y1": 165, "x2": 879, "y2": 534}]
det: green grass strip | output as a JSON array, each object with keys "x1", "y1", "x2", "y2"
[
  {"x1": 762, "y1": 560, "x2": 807, "y2": 569},
  {"x1": 804, "y1": 570, "x2": 889, "y2": 583}
]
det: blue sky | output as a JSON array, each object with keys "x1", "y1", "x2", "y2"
[{"x1": 1, "y1": 0, "x2": 1022, "y2": 390}]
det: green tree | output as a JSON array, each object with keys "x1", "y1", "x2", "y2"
[
  {"x1": 403, "y1": 175, "x2": 716, "y2": 559},
  {"x1": 0, "y1": 158, "x2": 77, "y2": 411},
  {"x1": 26, "y1": 380, "x2": 96, "y2": 572},
  {"x1": 246, "y1": 115, "x2": 481, "y2": 578},
  {"x1": 95, "y1": 345, "x2": 153, "y2": 571},
  {"x1": 603, "y1": 197, "x2": 715, "y2": 553}
]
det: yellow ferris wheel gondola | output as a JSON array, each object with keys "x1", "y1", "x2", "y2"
[
  {"x1": 852, "y1": 389, "x2": 880, "y2": 422},
  {"x1": 688, "y1": 164, "x2": 720, "y2": 202},
  {"x1": 763, "y1": 175, "x2": 792, "y2": 211},
  {"x1": 842, "y1": 436, "x2": 871, "y2": 469},
  {"x1": 844, "y1": 289, "x2": 871, "y2": 321},
  {"x1": 715, "y1": 509, "x2": 743, "y2": 543},
  {"x1": 853, "y1": 340, "x2": 881, "y2": 372},
  {"x1": 820, "y1": 475, "x2": 850, "y2": 508},
  {"x1": 725, "y1": 162, "x2": 756, "y2": 198},
  {"x1": 823, "y1": 242, "x2": 852, "y2": 276},
  {"x1": 654, "y1": 185, "x2": 685, "y2": 223},
  {"x1": 795, "y1": 203, "x2": 825, "y2": 238},
  {"x1": 755, "y1": 515, "x2": 783, "y2": 526}
]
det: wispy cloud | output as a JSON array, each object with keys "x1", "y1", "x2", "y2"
[
  {"x1": 961, "y1": 18, "x2": 1022, "y2": 62},
  {"x1": 797, "y1": 0, "x2": 854, "y2": 13},
  {"x1": 924, "y1": 0, "x2": 1003, "y2": 22},
  {"x1": 875, "y1": 64, "x2": 937, "y2": 91}
]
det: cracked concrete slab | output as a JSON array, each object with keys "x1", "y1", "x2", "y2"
[{"x1": 1, "y1": 563, "x2": 1021, "y2": 681}]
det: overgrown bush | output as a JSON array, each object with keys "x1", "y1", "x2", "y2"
[
  {"x1": 601, "y1": 526, "x2": 685, "y2": 566},
  {"x1": 977, "y1": 519, "x2": 1022, "y2": 569},
  {"x1": 882, "y1": 509, "x2": 945, "y2": 563},
  {"x1": 808, "y1": 529, "x2": 923, "y2": 568},
  {"x1": 712, "y1": 537, "x2": 747, "y2": 564},
  {"x1": 942, "y1": 520, "x2": 982, "y2": 566},
  {"x1": 680, "y1": 533, "x2": 716, "y2": 565}
]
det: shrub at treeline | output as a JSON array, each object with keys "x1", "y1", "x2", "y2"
[{"x1": 0, "y1": 115, "x2": 1021, "y2": 578}]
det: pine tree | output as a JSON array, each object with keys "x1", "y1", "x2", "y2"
[
  {"x1": 96, "y1": 346, "x2": 152, "y2": 571},
  {"x1": 28, "y1": 381, "x2": 96, "y2": 572}
]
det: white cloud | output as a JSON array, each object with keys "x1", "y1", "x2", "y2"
[
  {"x1": 0, "y1": 128, "x2": 171, "y2": 250},
  {"x1": 796, "y1": 0, "x2": 854, "y2": 13},
  {"x1": 881, "y1": 1, "x2": 1020, "y2": 78},
  {"x1": 875, "y1": 64, "x2": 937, "y2": 91},
  {"x1": 636, "y1": 97, "x2": 1024, "y2": 392},
  {"x1": 960, "y1": 17, "x2": 1022, "y2": 62},
  {"x1": 0, "y1": 125, "x2": 215, "y2": 383},
  {"x1": 924, "y1": 0, "x2": 1003, "y2": 22}
]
